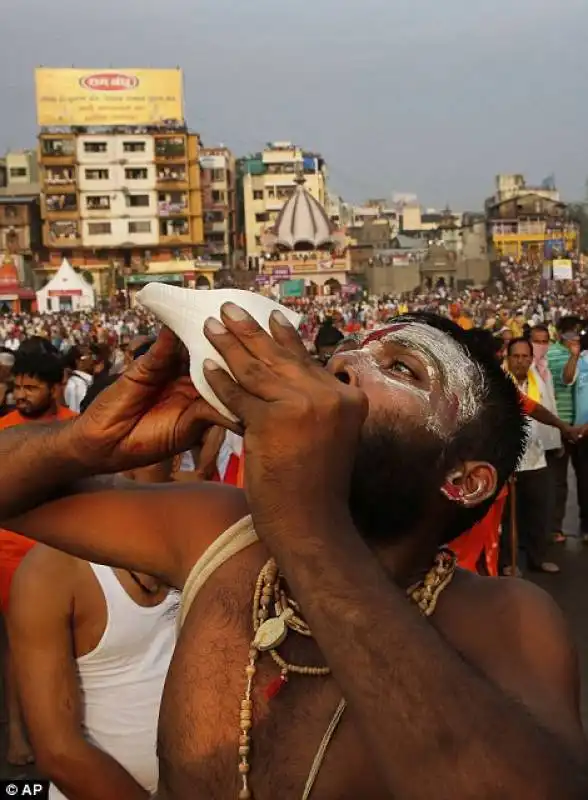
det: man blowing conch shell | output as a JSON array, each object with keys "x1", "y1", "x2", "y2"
[{"x1": 0, "y1": 288, "x2": 586, "y2": 798}]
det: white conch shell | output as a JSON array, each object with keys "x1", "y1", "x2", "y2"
[{"x1": 136, "y1": 283, "x2": 301, "y2": 421}]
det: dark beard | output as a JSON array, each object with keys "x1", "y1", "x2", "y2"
[
  {"x1": 16, "y1": 403, "x2": 53, "y2": 419},
  {"x1": 348, "y1": 411, "x2": 447, "y2": 543}
]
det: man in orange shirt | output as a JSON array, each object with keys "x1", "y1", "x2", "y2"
[{"x1": 0, "y1": 350, "x2": 77, "y2": 765}]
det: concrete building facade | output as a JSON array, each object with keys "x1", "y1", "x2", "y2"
[
  {"x1": 485, "y1": 175, "x2": 578, "y2": 262},
  {"x1": 4, "y1": 151, "x2": 38, "y2": 187},
  {"x1": 38, "y1": 129, "x2": 212, "y2": 297},
  {"x1": 200, "y1": 147, "x2": 237, "y2": 267},
  {"x1": 0, "y1": 151, "x2": 42, "y2": 306},
  {"x1": 241, "y1": 142, "x2": 327, "y2": 268}
]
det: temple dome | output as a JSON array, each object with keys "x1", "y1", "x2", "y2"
[{"x1": 261, "y1": 177, "x2": 343, "y2": 252}]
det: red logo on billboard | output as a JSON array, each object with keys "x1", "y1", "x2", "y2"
[{"x1": 79, "y1": 73, "x2": 139, "y2": 91}]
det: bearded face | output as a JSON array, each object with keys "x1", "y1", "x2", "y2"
[{"x1": 329, "y1": 321, "x2": 488, "y2": 543}]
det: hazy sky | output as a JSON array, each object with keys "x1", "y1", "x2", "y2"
[{"x1": 2, "y1": 0, "x2": 586, "y2": 208}]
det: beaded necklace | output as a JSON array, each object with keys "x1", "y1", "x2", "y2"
[{"x1": 237, "y1": 548, "x2": 457, "y2": 799}]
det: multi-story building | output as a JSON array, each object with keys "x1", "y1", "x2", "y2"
[
  {"x1": 38, "y1": 129, "x2": 214, "y2": 297},
  {"x1": 485, "y1": 174, "x2": 578, "y2": 262},
  {"x1": 0, "y1": 150, "x2": 42, "y2": 309},
  {"x1": 199, "y1": 147, "x2": 237, "y2": 267},
  {"x1": 241, "y1": 142, "x2": 327, "y2": 268}
]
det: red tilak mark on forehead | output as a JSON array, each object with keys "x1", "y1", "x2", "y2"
[{"x1": 361, "y1": 323, "x2": 409, "y2": 348}]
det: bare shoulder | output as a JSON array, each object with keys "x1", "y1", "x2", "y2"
[
  {"x1": 437, "y1": 570, "x2": 586, "y2": 755},
  {"x1": 12, "y1": 544, "x2": 84, "y2": 593},
  {"x1": 8, "y1": 545, "x2": 80, "y2": 627}
]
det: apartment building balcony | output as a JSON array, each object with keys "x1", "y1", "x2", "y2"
[
  {"x1": 204, "y1": 220, "x2": 228, "y2": 235},
  {"x1": 158, "y1": 193, "x2": 188, "y2": 217},
  {"x1": 156, "y1": 165, "x2": 188, "y2": 191},
  {"x1": 43, "y1": 193, "x2": 79, "y2": 220},
  {"x1": 206, "y1": 189, "x2": 228, "y2": 209},
  {"x1": 159, "y1": 218, "x2": 191, "y2": 244},
  {"x1": 154, "y1": 136, "x2": 187, "y2": 162},
  {"x1": 45, "y1": 221, "x2": 82, "y2": 248},
  {"x1": 40, "y1": 137, "x2": 76, "y2": 166},
  {"x1": 44, "y1": 167, "x2": 77, "y2": 192},
  {"x1": 491, "y1": 226, "x2": 578, "y2": 244}
]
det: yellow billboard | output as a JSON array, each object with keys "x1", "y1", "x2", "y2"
[{"x1": 35, "y1": 68, "x2": 184, "y2": 127}]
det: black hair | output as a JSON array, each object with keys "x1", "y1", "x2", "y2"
[
  {"x1": 506, "y1": 337, "x2": 532, "y2": 357},
  {"x1": 18, "y1": 336, "x2": 59, "y2": 357},
  {"x1": 530, "y1": 323, "x2": 549, "y2": 336},
  {"x1": 390, "y1": 312, "x2": 527, "y2": 541},
  {"x1": 79, "y1": 340, "x2": 155, "y2": 413},
  {"x1": 62, "y1": 345, "x2": 82, "y2": 371},
  {"x1": 91, "y1": 343, "x2": 111, "y2": 370},
  {"x1": 80, "y1": 373, "x2": 119, "y2": 413},
  {"x1": 314, "y1": 319, "x2": 344, "y2": 351},
  {"x1": 557, "y1": 316, "x2": 580, "y2": 335},
  {"x1": 13, "y1": 351, "x2": 63, "y2": 387},
  {"x1": 463, "y1": 328, "x2": 503, "y2": 363},
  {"x1": 62, "y1": 345, "x2": 93, "y2": 371}
]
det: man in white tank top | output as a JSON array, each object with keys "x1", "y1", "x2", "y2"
[{"x1": 7, "y1": 545, "x2": 176, "y2": 799}]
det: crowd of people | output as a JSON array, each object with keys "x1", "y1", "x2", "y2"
[{"x1": 0, "y1": 259, "x2": 588, "y2": 797}]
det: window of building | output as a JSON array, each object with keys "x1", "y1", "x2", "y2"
[
  {"x1": 277, "y1": 186, "x2": 295, "y2": 200},
  {"x1": 253, "y1": 190, "x2": 263, "y2": 200},
  {"x1": 212, "y1": 190, "x2": 226, "y2": 204},
  {"x1": 204, "y1": 210, "x2": 225, "y2": 223},
  {"x1": 42, "y1": 139, "x2": 75, "y2": 156},
  {"x1": 123, "y1": 141, "x2": 146, "y2": 153},
  {"x1": 157, "y1": 167, "x2": 186, "y2": 182},
  {"x1": 125, "y1": 168, "x2": 148, "y2": 181},
  {"x1": 9, "y1": 167, "x2": 27, "y2": 178},
  {"x1": 128, "y1": 221, "x2": 151, "y2": 234},
  {"x1": 160, "y1": 219, "x2": 189, "y2": 236},
  {"x1": 46, "y1": 194, "x2": 78, "y2": 212},
  {"x1": 212, "y1": 168, "x2": 225, "y2": 182},
  {"x1": 86, "y1": 195, "x2": 111, "y2": 211},
  {"x1": 84, "y1": 141, "x2": 108, "y2": 153},
  {"x1": 155, "y1": 138, "x2": 185, "y2": 158},
  {"x1": 255, "y1": 212, "x2": 269, "y2": 223},
  {"x1": 87, "y1": 222, "x2": 112, "y2": 235},
  {"x1": 206, "y1": 232, "x2": 226, "y2": 244},
  {"x1": 50, "y1": 221, "x2": 78, "y2": 239},
  {"x1": 126, "y1": 194, "x2": 150, "y2": 208},
  {"x1": 85, "y1": 169, "x2": 109, "y2": 181},
  {"x1": 4, "y1": 229, "x2": 19, "y2": 250},
  {"x1": 46, "y1": 168, "x2": 75, "y2": 185}
]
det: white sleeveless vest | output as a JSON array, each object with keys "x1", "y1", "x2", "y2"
[{"x1": 50, "y1": 563, "x2": 177, "y2": 798}]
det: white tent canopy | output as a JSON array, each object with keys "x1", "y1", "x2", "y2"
[{"x1": 36, "y1": 258, "x2": 95, "y2": 313}]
